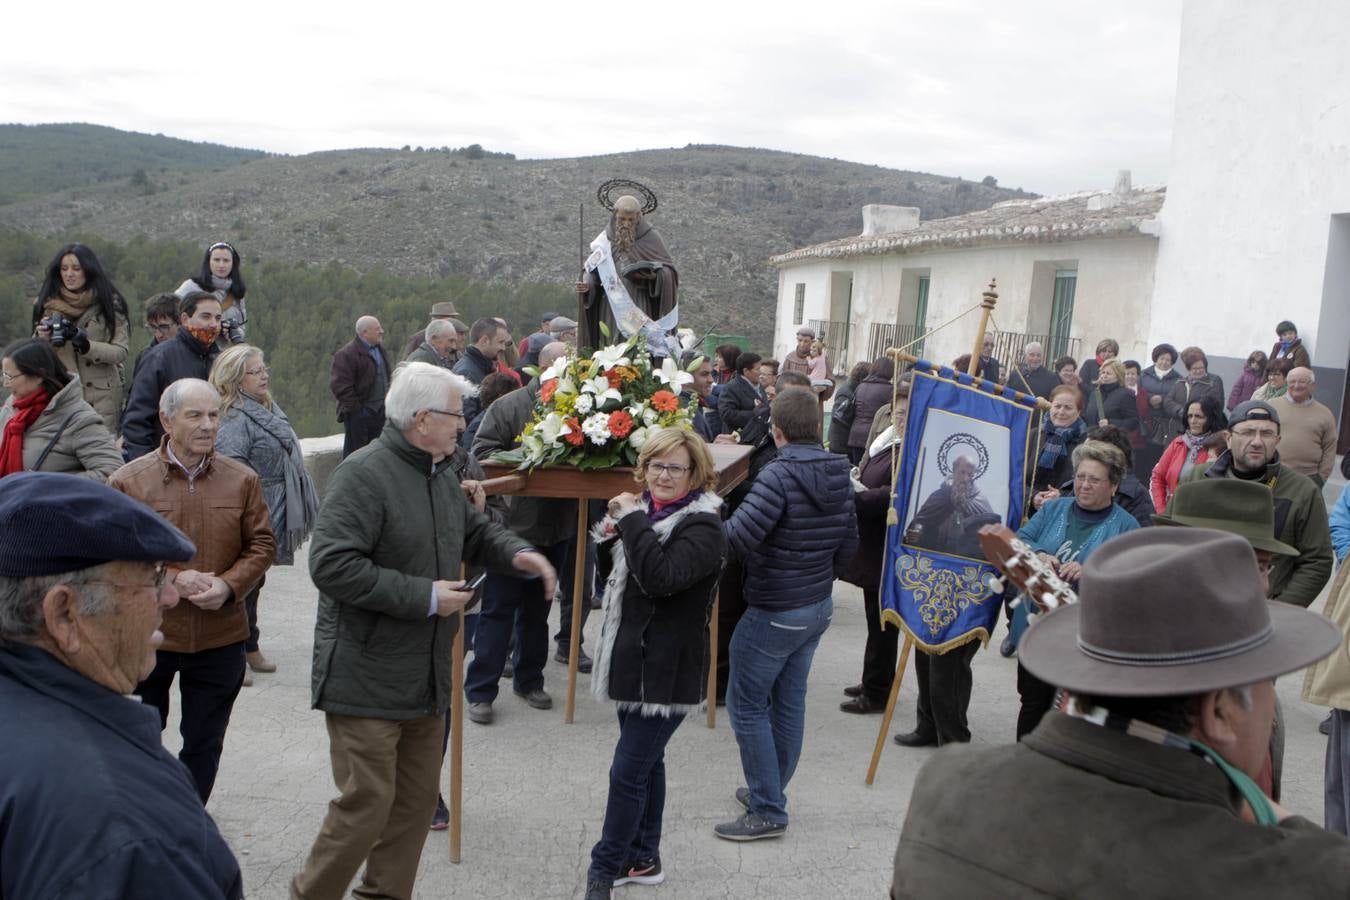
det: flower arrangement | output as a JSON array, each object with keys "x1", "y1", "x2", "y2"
[{"x1": 495, "y1": 330, "x2": 699, "y2": 471}]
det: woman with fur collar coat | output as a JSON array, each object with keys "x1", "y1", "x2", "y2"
[{"x1": 584, "y1": 428, "x2": 726, "y2": 898}]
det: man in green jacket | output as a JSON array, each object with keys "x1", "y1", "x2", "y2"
[
  {"x1": 1179, "y1": 399, "x2": 1332, "y2": 609},
  {"x1": 291, "y1": 362, "x2": 556, "y2": 900}
]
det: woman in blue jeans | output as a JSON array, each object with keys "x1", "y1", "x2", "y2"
[{"x1": 584, "y1": 428, "x2": 727, "y2": 900}]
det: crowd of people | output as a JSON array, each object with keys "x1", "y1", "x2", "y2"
[{"x1": 2, "y1": 239, "x2": 1350, "y2": 899}]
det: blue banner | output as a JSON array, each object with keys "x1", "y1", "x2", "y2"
[{"x1": 880, "y1": 361, "x2": 1037, "y2": 652}]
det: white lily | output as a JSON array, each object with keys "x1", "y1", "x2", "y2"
[
  {"x1": 535, "y1": 412, "x2": 571, "y2": 447},
  {"x1": 580, "y1": 375, "x2": 624, "y2": 409},
  {"x1": 589, "y1": 343, "x2": 631, "y2": 371},
  {"x1": 654, "y1": 356, "x2": 694, "y2": 390},
  {"x1": 539, "y1": 354, "x2": 572, "y2": 384},
  {"x1": 628, "y1": 426, "x2": 651, "y2": 451}
]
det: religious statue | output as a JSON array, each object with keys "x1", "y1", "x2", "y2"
[{"x1": 575, "y1": 182, "x2": 679, "y2": 357}]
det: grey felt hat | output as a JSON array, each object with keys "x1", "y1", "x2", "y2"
[{"x1": 1019, "y1": 528, "x2": 1338, "y2": 697}]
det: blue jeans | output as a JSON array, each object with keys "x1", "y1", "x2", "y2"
[
  {"x1": 464, "y1": 542, "x2": 566, "y2": 702},
  {"x1": 589, "y1": 708, "x2": 686, "y2": 882},
  {"x1": 727, "y1": 596, "x2": 833, "y2": 826}
]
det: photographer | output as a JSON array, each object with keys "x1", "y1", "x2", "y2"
[
  {"x1": 30, "y1": 243, "x2": 130, "y2": 434},
  {"x1": 175, "y1": 240, "x2": 248, "y2": 348}
]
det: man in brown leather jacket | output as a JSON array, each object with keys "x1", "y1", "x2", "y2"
[{"x1": 109, "y1": 377, "x2": 275, "y2": 802}]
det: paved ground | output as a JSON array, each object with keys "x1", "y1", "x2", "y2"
[{"x1": 172, "y1": 476, "x2": 1345, "y2": 899}]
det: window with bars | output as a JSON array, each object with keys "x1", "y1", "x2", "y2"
[
  {"x1": 793, "y1": 284, "x2": 805, "y2": 325},
  {"x1": 913, "y1": 276, "x2": 930, "y2": 356},
  {"x1": 1049, "y1": 270, "x2": 1077, "y2": 359}
]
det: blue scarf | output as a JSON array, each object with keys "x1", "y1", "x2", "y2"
[{"x1": 1038, "y1": 417, "x2": 1087, "y2": 470}]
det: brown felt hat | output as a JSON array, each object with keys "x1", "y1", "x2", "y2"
[
  {"x1": 1152, "y1": 480, "x2": 1298, "y2": 556},
  {"x1": 1019, "y1": 528, "x2": 1339, "y2": 697},
  {"x1": 430, "y1": 301, "x2": 459, "y2": 317}
]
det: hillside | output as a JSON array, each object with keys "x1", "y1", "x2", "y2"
[
  {"x1": 0, "y1": 138, "x2": 1033, "y2": 346},
  {"x1": 0, "y1": 123, "x2": 271, "y2": 205}
]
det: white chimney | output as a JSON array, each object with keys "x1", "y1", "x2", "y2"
[
  {"x1": 1113, "y1": 170, "x2": 1132, "y2": 194},
  {"x1": 861, "y1": 205, "x2": 921, "y2": 236}
]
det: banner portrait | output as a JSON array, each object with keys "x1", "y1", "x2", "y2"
[{"x1": 880, "y1": 361, "x2": 1038, "y2": 652}]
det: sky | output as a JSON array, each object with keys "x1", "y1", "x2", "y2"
[{"x1": 1, "y1": 1, "x2": 1181, "y2": 196}]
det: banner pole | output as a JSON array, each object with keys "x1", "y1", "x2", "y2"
[
  {"x1": 968, "y1": 280, "x2": 998, "y2": 377},
  {"x1": 866, "y1": 634, "x2": 914, "y2": 785}
]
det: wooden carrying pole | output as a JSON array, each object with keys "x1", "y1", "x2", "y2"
[
  {"x1": 564, "y1": 500, "x2": 588, "y2": 723},
  {"x1": 449, "y1": 575, "x2": 466, "y2": 862},
  {"x1": 866, "y1": 635, "x2": 914, "y2": 785},
  {"x1": 706, "y1": 591, "x2": 720, "y2": 728}
]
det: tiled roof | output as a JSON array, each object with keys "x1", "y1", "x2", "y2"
[{"x1": 770, "y1": 187, "x2": 1165, "y2": 264}]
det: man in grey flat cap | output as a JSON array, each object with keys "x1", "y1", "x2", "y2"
[
  {"x1": 891, "y1": 528, "x2": 1350, "y2": 899},
  {"x1": 0, "y1": 472, "x2": 242, "y2": 899}
]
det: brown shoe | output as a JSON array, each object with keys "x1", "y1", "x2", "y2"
[
  {"x1": 246, "y1": 650, "x2": 277, "y2": 673},
  {"x1": 242, "y1": 669, "x2": 254, "y2": 687}
]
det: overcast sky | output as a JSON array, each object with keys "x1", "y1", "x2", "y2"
[{"x1": 2, "y1": 1, "x2": 1181, "y2": 196}]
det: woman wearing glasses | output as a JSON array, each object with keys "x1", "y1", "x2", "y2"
[
  {"x1": 211, "y1": 344, "x2": 318, "y2": 682},
  {"x1": 1010, "y1": 440, "x2": 1139, "y2": 738},
  {"x1": 176, "y1": 240, "x2": 248, "y2": 348},
  {"x1": 0, "y1": 339, "x2": 122, "y2": 481},
  {"x1": 584, "y1": 428, "x2": 726, "y2": 899}
]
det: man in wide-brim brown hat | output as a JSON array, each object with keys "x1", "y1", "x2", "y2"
[{"x1": 891, "y1": 528, "x2": 1350, "y2": 900}]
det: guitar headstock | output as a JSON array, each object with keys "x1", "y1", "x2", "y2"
[{"x1": 977, "y1": 524, "x2": 1076, "y2": 614}]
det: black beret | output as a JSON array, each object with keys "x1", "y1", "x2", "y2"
[{"x1": 0, "y1": 472, "x2": 195, "y2": 577}]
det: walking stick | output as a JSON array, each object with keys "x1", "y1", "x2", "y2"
[
  {"x1": 449, "y1": 604, "x2": 465, "y2": 863},
  {"x1": 706, "y1": 590, "x2": 720, "y2": 728},
  {"x1": 866, "y1": 634, "x2": 913, "y2": 785},
  {"x1": 564, "y1": 500, "x2": 588, "y2": 723}
]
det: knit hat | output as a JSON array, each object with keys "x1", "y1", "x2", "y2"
[{"x1": 0, "y1": 472, "x2": 195, "y2": 577}]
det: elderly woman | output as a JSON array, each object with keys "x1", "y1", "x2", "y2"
[
  {"x1": 1161, "y1": 347, "x2": 1226, "y2": 443},
  {"x1": 1030, "y1": 385, "x2": 1088, "y2": 500},
  {"x1": 1013, "y1": 441, "x2": 1139, "y2": 737},
  {"x1": 585, "y1": 428, "x2": 726, "y2": 898},
  {"x1": 31, "y1": 243, "x2": 130, "y2": 432},
  {"x1": 1252, "y1": 357, "x2": 1292, "y2": 402},
  {"x1": 0, "y1": 339, "x2": 121, "y2": 481},
  {"x1": 1151, "y1": 394, "x2": 1227, "y2": 512},
  {"x1": 1053, "y1": 355, "x2": 1079, "y2": 388},
  {"x1": 210, "y1": 344, "x2": 318, "y2": 681}
]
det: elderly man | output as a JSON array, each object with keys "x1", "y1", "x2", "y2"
[
  {"x1": 1182, "y1": 399, "x2": 1332, "y2": 608},
  {"x1": 780, "y1": 326, "x2": 826, "y2": 383},
  {"x1": 976, "y1": 334, "x2": 1001, "y2": 383},
  {"x1": 405, "y1": 319, "x2": 457, "y2": 369},
  {"x1": 292, "y1": 362, "x2": 555, "y2": 900},
  {"x1": 549, "y1": 315, "x2": 579, "y2": 346},
  {"x1": 401, "y1": 300, "x2": 461, "y2": 358},
  {"x1": 0, "y1": 472, "x2": 243, "y2": 899},
  {"x1": 1008, "y1": 341, "x2": 1059, "y2": 400},
  {"x1": 891, "y1": 528, "x2": 1348, "y2": 899},
  {"x1": 109, "y1": 378, "x2": 275, "y2": 803},
  {"x1": 466, "y1": 342, "x2": 584, "y2": 722},
  {"x1": 330, "y1": 316, "x2": 391, "y2": 457},
  {"x1": 1273, "y1": 367, "x2": 1337, "y2": 486},
  {"x1": 716, "y1": 388, "x2": 857, "y2": 841}
]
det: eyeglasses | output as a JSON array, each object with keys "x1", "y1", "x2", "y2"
[
  {"x1": 1231, "y1": 426, "x2": 1278, "y2": 440},
  {"x1": 148, "y1": 323, "x2": 175, "y2": 335},
  {"x1": 1, "y1": 370, "x2": 24, "y2": 384},
  {"x1": 648, "y1": 462, "x2": 691, "y2": 478},
  {"x1": 87, "y1": 563, "x2": 169, "y2": 593},
  {"x1": 1073, "y1": 473, "x2": 1108, "y2": 486},
  {"x1": 244, "y1": 367, "x2": 272, "y2": 377},
  {"x1": 424, "y1": 408, "x2": 466, "y2": 421}
]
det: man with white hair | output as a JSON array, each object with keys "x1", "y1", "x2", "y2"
[
  {"x1": 405, "y1": 319, "x2": 457, "y2": 369},
  {"x1": 292, "y1": 362, "x2": 557, "y2": 899},
  {"x1": 330, "y1": 316, "x2": 391, "y2": 457},
  {"x1": 1273, "y1": 367, "x2": 1337, "y2": 486},
  {"x1": 1009, "y1": 341, "x2": 1059, "y2": 400},
  {"x1": 109, "y1": 378, "x2": 276, "y2": 803}
]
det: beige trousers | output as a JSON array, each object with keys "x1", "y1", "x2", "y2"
[{"x1": 291, "y1": 713, "x2": 442, "y2": 900}]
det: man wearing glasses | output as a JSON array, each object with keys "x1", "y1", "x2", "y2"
[
  {"x1": 129, "y1": 292, "x2": 181, "y2": 381},
  {"x1": 1180, "y1": 399, "x2": 1332, "y2": 609},
  {"x1": 0, "y1": 472, "x2": 243, "y2": 898}
]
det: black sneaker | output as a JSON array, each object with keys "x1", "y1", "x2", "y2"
[
  {"x1": 713, "y1": 812, "x2": 786, "y2": 842},
  {"x1": 613, "y1": 858, "x2": 664, "y2": 886},
  {"x1": 430, "y1": 794, "x2": 448, "y2": 831},
  {"x1": 584, "y1": 879, "x2": 612, "y2": 899},
  {"x1": 734, "y1": 787, "x2": 751, "y2": 811}
]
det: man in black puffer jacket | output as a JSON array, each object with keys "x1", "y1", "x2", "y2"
[{"x1": 714, "y1": 387, "x2": 857, "y2": 843}]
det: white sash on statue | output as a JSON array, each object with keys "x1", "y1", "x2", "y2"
[{"x1": 585, "y1": 232, "x2": 679, "y2": 357}]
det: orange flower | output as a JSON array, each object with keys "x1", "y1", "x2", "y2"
[
  {"x1": 651, "y1": 390, "x2": 678, "y2": 413},
  {"x1": 563, "y1": 417, "x2": 583, "y2": 446},
  {"x1": 608, "y1": 410, "x2": 634, "y2": 439},
  {"x1": 540, "y1": 379, "x2": 557, "y2": 404},
  {"x1": 619, "y1": 365, "x2": 640, "y2": 383},
  {"x1": 605, "y1": 369, "x2": 624, "y2": 390}
]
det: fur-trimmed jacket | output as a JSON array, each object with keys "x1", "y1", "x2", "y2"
[{"x1": 591, "y1": 491, "x2": 727, "y2": 716}]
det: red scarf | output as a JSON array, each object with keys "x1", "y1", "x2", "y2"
[{"x1": 0, "y1": 388, "x2": 51, "y2": 477}]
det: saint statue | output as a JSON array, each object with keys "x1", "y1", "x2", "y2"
[{"x1": 575, "y1": 194, "x2": 679, "y2": 357}]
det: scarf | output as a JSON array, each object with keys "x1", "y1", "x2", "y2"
[
  {"x1": 868, "y1": 424, "x2": 900, "y2": 459},
  {"x1": 235, "y1": 397, "x2": 319, "y2": 561},
  {"x1": 645, "y1": 487, "x2": 702, "y2": 524},
  {"x1": 1038, "y1": 417, "x2": 1086, "y2": 470},
  {"x1": 1178, "y1": 430, "x2": 1211, "y2": 480},
  {"x1": 1, "y1": 388, "x2": 51, "y2": 477},
  {"x1": 209, "y1": 275, "x2": 233, "y2": 296},
  {"x1": 42, "y1": 287, "x2": 95, "y2": 320}
]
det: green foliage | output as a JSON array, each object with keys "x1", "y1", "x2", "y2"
[
  {"x1": 0, "y1": 229, "x2": 572, "y2": 438},
  {"x1": 0, "y1": 124, "x2": 269, "y2": 205}
]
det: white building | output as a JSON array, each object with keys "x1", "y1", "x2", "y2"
[{"x1": 769, "y1": 184, "x2": 1164, "y2": 375}]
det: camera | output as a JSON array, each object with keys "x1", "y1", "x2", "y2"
[
  {"x1": 220, "y1": 306, "x2": 247, "y2": 344},
  {"x1": 42, "y1": 313, "x2": 75, "y2": 348}
]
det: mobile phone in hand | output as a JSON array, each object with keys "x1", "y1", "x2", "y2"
[{"x1": 462, "y1": 571, "x2": 488, "y2": 591}]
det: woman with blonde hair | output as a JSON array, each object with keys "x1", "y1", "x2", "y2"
[
  {"x1": 211, "y1": 344, "x2": 318, "y2": 682},
  {"x1": 584, "y1": 427, "x2": 726, "y2": 898},
  {"x1": 1083, "y1": 359, "x2": 1139, "y2": 433}
]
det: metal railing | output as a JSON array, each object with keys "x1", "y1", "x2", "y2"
[
  {"x1": 862, "y1": 324, "x2": 1081, "y2": 381},
  {"x1": 808, "y1": 318, "x2": 850, "y2": 358}
]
